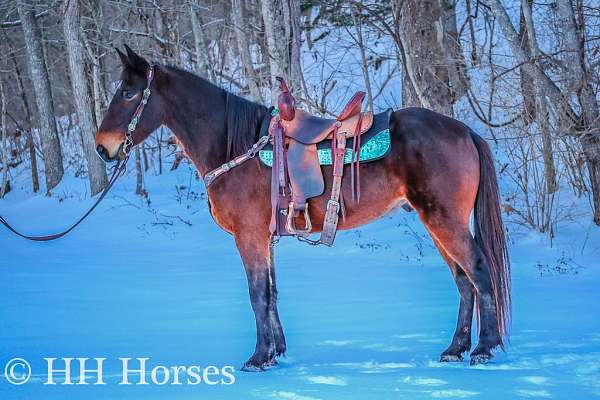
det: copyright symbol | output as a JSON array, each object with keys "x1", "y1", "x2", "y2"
[{"x1": 4, "y1": 358, "x2": 31, "y2": 385}]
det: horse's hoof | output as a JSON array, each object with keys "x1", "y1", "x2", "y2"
[
  {"x1": 275, "y1": 349, "x2": 287, "y2": 359},
  {"x1": 241, "y1": 354, "x2": 278, "y2": 372},
  {"x1": 240, "y1": 362, "x2": 263, "y2": 372},
  {"x1": 275, "y1": 345, "x2": 287, "y2": 358},
  {"x1": 469, "y1": 352, "x2": 492, "y2": 365},
  {"x1": 440, "y1": 353, "x2": 463, "y2": 362}
]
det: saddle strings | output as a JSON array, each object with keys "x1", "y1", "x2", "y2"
[{"x1": 350, "y1": 113, "x2": 363, "y2": 204}]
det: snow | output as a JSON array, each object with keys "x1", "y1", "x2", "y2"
[{"x1": 1, "y1": 163, "x2": 599, "y2": 399}]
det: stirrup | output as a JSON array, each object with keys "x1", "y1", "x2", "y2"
[{"x1": 285, "y1": 202, "x2": 312, "y2": 236}]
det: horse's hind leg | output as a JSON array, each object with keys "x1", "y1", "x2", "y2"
[
  {"x1": 427, "y1": 224, "x2": 502, "y2": 364},
  {"x1": 433, "y1": 239, "x2": 475, "y2": 362}
]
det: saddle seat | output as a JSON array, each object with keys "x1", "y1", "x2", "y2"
[{"x1": 280, "y1": 106, "x2": 373, "y2": 144}]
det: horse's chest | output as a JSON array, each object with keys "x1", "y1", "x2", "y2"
[{"x1": 206, "y1": 194, "x2": 235, "y2": 234}]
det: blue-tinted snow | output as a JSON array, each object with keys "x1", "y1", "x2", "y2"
[{"x1": 0, "y1": 164, "x2": 598, "y2": 399}]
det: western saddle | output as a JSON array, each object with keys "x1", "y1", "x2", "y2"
[{"x1": 270, "y1": 78, "x2": 373, "y2": 245}]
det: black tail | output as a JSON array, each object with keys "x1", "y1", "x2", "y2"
[{"x1": 470, "y1": 132, "x2": 511, "y2": 346}]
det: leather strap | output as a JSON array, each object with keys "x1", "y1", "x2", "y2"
[
  {"x1": 0, "y1": 64, "x2": 156, "y2": 241},
  {"x1": 123, "y1": 65, "x2": 156, "y2": 157},
  {"x1": 0, "y1": 157, "x2": 128, "y2": 241},
  {"x1": 350, "y1": 113, "x2": 363, "y2": 203},
  {"x1": 203, "y1": 134, "x2": 270, "y2": 187},
  {"x1": 272, "y1": 115, "x2": 289, "y2": 236},
  {"x1": 320, "y1": 128, "x2": 346, "y2": 246}
]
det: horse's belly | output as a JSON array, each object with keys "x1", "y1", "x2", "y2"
[
  {"x1": 305, "y1": 164, "x2": 407, "y2": 232},
  {"x1": 336, "y1": 196, "x2": 408, "y2": 231}
]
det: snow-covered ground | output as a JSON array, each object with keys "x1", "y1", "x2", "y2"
[{"x1": 1, "y1": 164, "x2": 599, "y2": 399}]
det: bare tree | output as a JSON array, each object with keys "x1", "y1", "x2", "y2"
[
  {"x1": 231, "y1": 0, "x2": 263, "y2": 101},
  {"x1": 521, "y1": 0, "x2": 557, "y2": 194},
  {"x1": 63, "y1": 0, "x2": 108, "y2": 196},
  {"x1": 394, "y1": 0, "x2": 453, "y2": 116},
  {"x1": 287, "y1": 0, "x2": 303, "y2": 94},
  {"x1": 189, "y1": 0, "x2": 212, "y2": 80},
  {"x1": 350, "y1": 9, "x2": 374, "y2": 111},
  {"x1": 3, "y1": 31, "x2": 40, "y2": 192},
  {"x1": 0, "y1": 77, "x2": 8, "y2": 197},
  {"x1": 555, "y1": 0, "x2": 600, "y2": 225},
  {"x1": 489, "y1": 0, "x2": 600, "y2": 225},
  {"x1": 135, "y1": 146, "x2": 145, "y2": 196},
  {"x1": 259, "y1": 0, "x2": 304, "y2": 102},
  {"x1": 17, "y1": 2, "x2": 64, "y2": 193},
  {"x1": 261, "y1": 0, "x2": 283, "y2": 102}
]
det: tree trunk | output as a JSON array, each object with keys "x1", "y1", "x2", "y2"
[
  {"x1": 488, "y1": 0, "x2": 576, "y2": 122},
  {"x1": 438, "y1": 0, "x2": 469, "y2": 101},
  {"x1": 260, "y1": 0, "x2": 286, "y2": 103},
  {"x1": 17, "y1": 3, "x2": 64, "y2": 193},
  {"x1": 518, "y1": 1, "x2": 536, "y2": 124},
  {"x1": 135, "y1": 146, "x2": 145, "y2": 196},
  {"x1": 63, "y1": 0, "x2": 108, "y2": 196},
  {"x1": 260, "y1": 0, "x2": 303, "y2": 102},
  {"x1": 231, "y1": 0, "x2": 263, "y2": 101},
  {"x1": 189, "y1": 1, "x2": 213, "y2": 81},
  {"x1": 5, "y1": 32, "x2": 40, "y2": 193},
  {"x1": 0, "y1": 79, "x2": 9, "y2": 198},
  {"x1": 396, "y1": 0, "x2": 453, "y2": 116},
  {"x1": 287, "y1": 0, "x2": 303, "y2": 95},
  {"x1": 351, "y1": 11, "x2": 374, "y2": 112},
  {"x1": 580, "y1": 135, "x2": 600, "y2": 225},
  {"x1": 521, "y1": 0, "x2": 557, "y2": 194}
]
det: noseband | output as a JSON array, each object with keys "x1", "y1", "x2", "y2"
[{"x1": 0, "y1": 65, "x2": 157, "y2": 241}]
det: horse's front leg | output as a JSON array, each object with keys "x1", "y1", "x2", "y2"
[
  {"x1": 268, "y1": 243, "x2": 286, "y2": 357},
  {"x1": 236, "y1": 232, "x2": 278, "y2": 371}
]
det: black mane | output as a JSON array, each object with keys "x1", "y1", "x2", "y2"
[
  {"x1": 225, "y1": 91, "x2": 269, "y2": 159},
  {"x1": 165, "y1": 65, "x2": 268, "y2": 159}
]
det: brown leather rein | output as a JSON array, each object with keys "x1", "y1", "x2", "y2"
[{"x1": 0, "y1": 65, "x2": 156, "y2": 241}]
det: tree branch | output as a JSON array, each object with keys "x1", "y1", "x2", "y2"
[{"x1": 1, "y1": 10, "x2": 49, "y2": 28}]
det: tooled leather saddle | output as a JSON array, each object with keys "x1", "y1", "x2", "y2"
[{"x1": 269, "y1": 78, "x2": 373, "y2": 245}]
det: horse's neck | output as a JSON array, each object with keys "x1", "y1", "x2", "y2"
[{"x1": 161, "y1": 75, "x2": 229, "y2": 176}]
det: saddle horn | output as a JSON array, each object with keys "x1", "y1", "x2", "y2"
[{"x1": 276, "y1": 76, "x2": 295, "y2": 121}]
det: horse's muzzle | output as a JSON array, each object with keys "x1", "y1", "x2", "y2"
[{"x1": 96, "y1": 143, "x2": 122, "y2": 163}]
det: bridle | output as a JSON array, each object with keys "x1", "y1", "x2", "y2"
[
  {"x1": 122, "y1": 64, "x2": 155, "y2": 158},
  {"x1": 0, "y1": 65, "x2": 156, "y2": 241}
]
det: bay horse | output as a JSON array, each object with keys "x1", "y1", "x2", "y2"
[{"x1": 95, "y1": 46, "x2": 510, "y2": 371}]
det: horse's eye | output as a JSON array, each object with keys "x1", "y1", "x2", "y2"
[{"x1": 122, "y1": 90, "x2": 136, "y2": 100}]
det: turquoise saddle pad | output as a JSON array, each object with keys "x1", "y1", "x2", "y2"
[{"x1": 258, "y1": 129, "x2": 391, "y2": 166}]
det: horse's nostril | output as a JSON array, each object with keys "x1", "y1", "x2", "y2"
[{"x1": 96, "y1": 145, "x2": 110, "y2": 162}]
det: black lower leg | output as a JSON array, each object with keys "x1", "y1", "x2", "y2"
[
  {"x1": 243, "y1": 265, "x2": 277, "y2": 371},
  {"x1": 268, "y1": 245, "x2": 286, "y2": 356},
  {"x1": 468, "y1": 252, "x2": 502, "y2": 364},
  {"x1": 441, "y1": 266, "x2": 475, "y2": 361}
]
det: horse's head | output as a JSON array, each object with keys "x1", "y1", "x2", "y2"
[{"x1": 95, "y1": 45, "x2": 164, "y2": 162}]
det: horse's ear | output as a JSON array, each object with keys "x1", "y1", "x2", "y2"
[
  {"x1": 123, "y1": 44, "x2": 149, "y2": 74},
  {"x1": 116, "y1": 48, "x2": 130, "y2": 68}
]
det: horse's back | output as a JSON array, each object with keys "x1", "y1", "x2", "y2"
[{"x1": 391, "y1": 107, "x2": 473, "y2": 144}]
